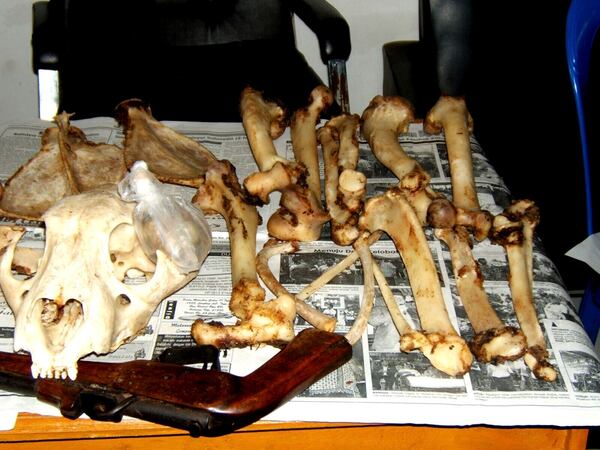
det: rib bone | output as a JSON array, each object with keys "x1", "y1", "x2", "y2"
[
  {"x1": 344, "y1": 234, "x2": 375, "y2": 345},
  {"x1": 359, "y1": 188, "x2": 473, "y2": 376},
  {"x1": 256, "y1": 239, "x2": 337, "y2": 332},
  {"x1": 490, "y1": 200, "x2": 557, "y2": 381}
]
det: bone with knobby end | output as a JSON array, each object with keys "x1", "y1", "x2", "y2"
[
  {"x1": 425, "y1": 96, "x2": 478, "y2": 212},
  {"x1": 490, "y1": 201, "x2": 557, "y2": 381},
  {"x1": 361, "y1": 96, "x2": 430, "y2": 193},
  {"x1": 240, "y1": 87, "x2": 288, "y2": 172},
  {"x1": 241, "y1": 88, "x2": 329, "y2": 242},
  {"x1": 318, "y1": 124, "x2": 360, "y2": 245},
  {"x1": 192, "y1": 160, "x2": 264, "y2": 320},
  {"x1": 267, "y1": 185, "x2": 330, "y2": 241},
  {"x1": 291, "y1": 85, "x2": 333, "y2": 201},
  {"x1": 373, "y1": 263, "x2": 479, "y2": 375},
  {"x1": 435, "y1": 226, "x2": 527, "y2": 364},
  {"x1": 359, "y1": 187, "x2": 473, "y2": 376},
  {"x1": 324, "y1": 113, "x2": 365, "y2": 213},
  {"x1": 191, "y1": 160, "x2": 296, "y2": 347},
  {"x1": 427, "y1": 197, "x2": 493, "y2": 242},
  {"x1": 256, "y1": 239, "x2": 337, "y2": 332},
  {"x1": 344, "y1": 234, "x2": 376, "y2": 345},
  {"x1": 243, "y1": 161, "x2": 304, "y2": 204}
]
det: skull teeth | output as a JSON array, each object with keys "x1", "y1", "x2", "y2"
[{"x1": 30, "y1": 363, "x2": 78, "y2": 380}]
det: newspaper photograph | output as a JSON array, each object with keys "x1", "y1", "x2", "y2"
[{"x1": 0, "y1": 117, "x2": 599, "y2": 429}]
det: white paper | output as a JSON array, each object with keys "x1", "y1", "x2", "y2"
[{"x1": 566, "y1": 233, "x2": 600, "y2": 275}]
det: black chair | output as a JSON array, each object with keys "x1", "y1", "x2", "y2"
[
  {"x1": 31, "y1": 0, "x2": 351, "y2": 122},
  {"x1": 382, "y1": 0, "x2": 473, "y2": 119}
]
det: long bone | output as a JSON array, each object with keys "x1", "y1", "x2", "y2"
[
  {"x1": 435, "y1": 227, "x2": 527, "y2": 363},
  {"x1": 361, "y1": 96, "x2": 491, "y2": 239},
  {"x1": 241, "y1": 87, "x2": 329, "y2": 241},
  {"x1": 490, "y1": 200, "x2": 557, "y2": 381},
  {"x1": 359, "y1": 187, "x2": 473, "y2": 376},
  {"x1": 344, "y1": 234, "x2": 375, "y2": 345},
  {"x1": 424, "y1": 96, "x2": 477, "y2": 211},
  {"x1": 422, "y1": 96, "x2": 525, "y2": 363},
  {"x1": 256, "y1": 239, "x2": 337, "y2": 332},
  {"x1": 290, "y1": 85, "x2": 333, "y2": 202},
  {"x1": 191, "y1": 160, "x2": 295, "y2": 348},
  {"x1": 318, "y1": 115, "x2": 366, "y2": 245}
]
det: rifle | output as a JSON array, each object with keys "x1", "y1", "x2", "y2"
[{"x1": 0, "y1": 328, "x2": 351, "y2": 437}]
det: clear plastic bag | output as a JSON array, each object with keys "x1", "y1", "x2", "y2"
[{"x1": 118, "y1": 161, "x2": 211, "y2": 273}]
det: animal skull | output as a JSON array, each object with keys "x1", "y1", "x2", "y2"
[{"x1": 0, "y1": 187, "x2": 196, "y2": 380}]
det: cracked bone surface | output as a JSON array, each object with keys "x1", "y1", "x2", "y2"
[
  {"x1": 490, "y1": 200, "x2": 557, "y2": 381},
  {"x1": 116, "y1": 99, "x2": 217, "y2": 187},
  {"x1": 319, "y1": 114, "x2": 366, "y2": 246},
  {"x1": 359, "y1": 188, "x2": 473, "y2": 376},
  {"x1": 256, "y1": 239, "x2": 337, "y2": 332},
  {"x1": 0, "y1": 114, "x2": 125, "y2": 221},
  {"x1": 191, "y1": 159, "x2": 295, "y2": 348},
  {"x1": 0, "y1": 187, "x2": 195, "y2": 380},
  {"x1": 241, "y1": 87, "x2": 329, "y2": 241}
]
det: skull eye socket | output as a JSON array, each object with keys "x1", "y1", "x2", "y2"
[{"x1": 109, "y1": 223, "x2": 156, "y2": 281}]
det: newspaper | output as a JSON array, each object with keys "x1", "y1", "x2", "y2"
[{"x1": 0, "y1": 117, "x2": 599, "y2": 431}]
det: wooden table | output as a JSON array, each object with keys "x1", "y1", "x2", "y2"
[{"x1": 0, "y1": 413, "x2": 588, "y2": 449}]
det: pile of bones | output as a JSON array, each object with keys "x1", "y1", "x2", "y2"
[{"x1": 0, "y1": 87, "x2": 556, "y2": 383}]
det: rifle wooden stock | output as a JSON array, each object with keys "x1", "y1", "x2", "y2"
[{"x1": 0, "y1": 328, "x2": 352, "y2": 436}]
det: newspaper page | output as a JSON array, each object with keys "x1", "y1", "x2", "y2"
[{"x1": 0, "y1": 118, "x2": 598, "y2": 430}]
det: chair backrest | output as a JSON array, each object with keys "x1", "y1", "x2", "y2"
[{"x1": 33, "y1": 0, "x2": 348, "y2": 121}]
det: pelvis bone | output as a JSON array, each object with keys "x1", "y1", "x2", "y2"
[{"x1": 0, "y1": 187, "x2": 196, "y2": 380}]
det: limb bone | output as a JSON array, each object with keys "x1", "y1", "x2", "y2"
[
  {"x1": 435, "y1": 226, "x2": 526, "y2": 364},
  {"x1": 241, "y1": 87, "x2": 329, "y2": 241},
  {"x1": 191, "y1": 160, "x2": 295, "y2": 347},
  {"x1": 318, "y1": 114, "x2": 366, "y2": 245},
  {"x1": 490, "y1": 200, "x2": 557, "y2": 381},
  {"x1": 359, "y1": 188, "x2": 473, "y2": 376}
]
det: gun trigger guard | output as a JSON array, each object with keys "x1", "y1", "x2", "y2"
[{"x1": 79, "y1": 391, "x2": 137, "y2": 422}]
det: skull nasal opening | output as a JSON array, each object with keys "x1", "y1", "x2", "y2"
[{"x1": 39, "y1": 298, "x2": 83, "y2": 326}]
